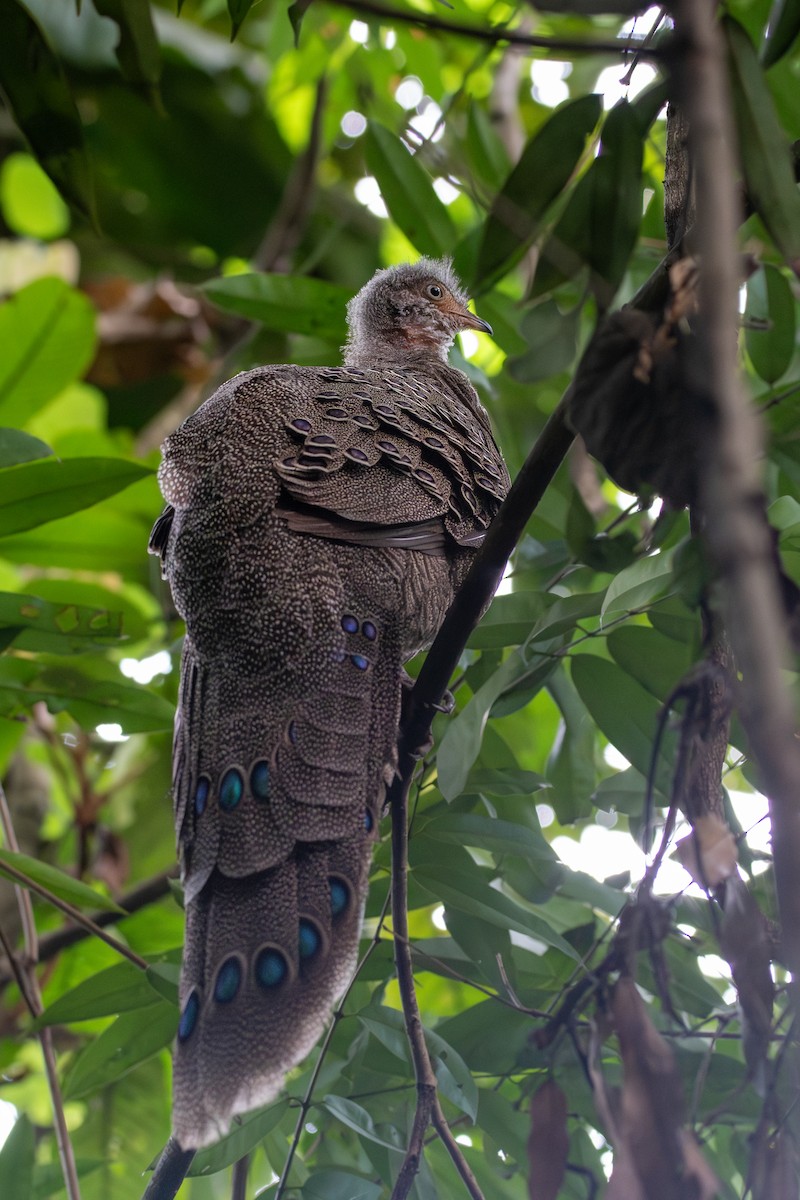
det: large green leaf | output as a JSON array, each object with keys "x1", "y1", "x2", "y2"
[
  {"x1": 0, "y1": 656, "x2": 174, "y2": 732},
  {"x1": 601, "y1": 548, "x2": 675, "y2": 619},
  {"x1": 91, "y1": 0, "x2": 161, "y2": 97},
  {"x1": 0, "y1": 456, "x2": 151, "y2": 537},
  {"x1": 188, "y1": 1101, "x2": 289, "y2": 1176},
  {"x1": 227, "y1": 0, "x2": 257, "y2": 39},
  {"x1": 570, "y1": 653, "x2": 677, "y2": 791},
  {"x1": 63, "y1": 1001, "x2": 178, "y2": 1099},
  {"x1": 0, "y1": 848, "x2": 124, "y2": 914},
  {"x1": 0, "y1": 0, "x2": 96, "y2": 220},
  {"x1": 0, "y1": 278, "x2": 96, "y2": 426},
  {"x1": 320, "y1": 1096, "x2": 402, "y2": 1151},
  {"x1": 302, "y1": 1172, "x2": 382, "y2": 1200},
  {"x1": 0, "y1": 428, "x2": 52, "y2": 466},
  {"x1": 725, "y1": 15, "x2": 800, "y2": 274},
  {"x1": 0, "y1": 589, "x2": 123, "y2": 652},
  {"x1": 203, "y1": 273, "x2": 351, "y2": 340},
  {"x1": 422, "y1": 812, "x2": 555, "y2": 862},
  {"x1": 35, "y1": 957, "x2": 179, "y2": 1027},
  {"x1": 744, "y1": 263, "x2": 796, "y2": 382},
  {"x1": 364, "y1": 122, "x2": 456, "y2": 258},
  {"x1": 532, "y1": 100, "x2": 644, "y2": 304},
  {"x1": 475, "y1": 94, "x2": 601, "y2": 289},
  {"x1": 412, "y1": 848, "x2": 578, "y2": 959},
  {"x1": 0, "y1": 1113, "x2": 34, "y2": 1200},
  {"x1": 761, "y1": 0, "x2": 800, "y2": 66}
]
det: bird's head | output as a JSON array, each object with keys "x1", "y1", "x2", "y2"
[{"x1": 344, "y1": 258, "x2": 492, "y2": 366}]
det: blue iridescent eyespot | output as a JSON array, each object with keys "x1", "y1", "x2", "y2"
[
  {"x1": 350, "y1": 654, "x2": 369, "y2": 671},
  {"x1": 341, "y1": 614, "x2": 359, "y2": 634},
  {"x1": 219, "y1": 767, "x2": 243, "y2": 812},
  {"x1": 214, "y1": 957, "x2": 241, "y2": 1004},
  {"x1": 250, "y1": 760, "x2": 271, "y2": 802},
  {"x1": 178, "y1": 991, "x2": 199, "y2": 1042},
  {"x1": 288, "y1": 720, "x2": 298, "y2": 745},
  {"x1": 194, "y1": 776, "x2": 210, "y2": 816},
  {"x1": 255, "y1": 947, "x2": 288, "y2": 989},
  {"x1": 364, "y1": 808, "x2": 374, "y2": 833},
  {"x1": 298, "y1": 918, "x2": 322, "y2": 960},
  {"x1": 362, "y1": 621, "x2": 377, "y2": 641},
  {"x1": 329, "y1": 878, "x2": 349, "y2": 917}
]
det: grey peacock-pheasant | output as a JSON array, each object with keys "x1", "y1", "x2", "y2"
[{"x1": 149, "y1": 258, "x2": 510, "y2": 1149}]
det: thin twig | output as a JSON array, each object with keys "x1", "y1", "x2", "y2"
[
  {"x1": 0, "y1": 855, "x2": 148, "y2": 971},
  {"x1": 389, "y1": 770, "x2": 452, "y2": 1200},
  {"x1": 0, "y1": 782, "x2": 82, "y2": 1200},
  {"x1": 324, "y1": 0, "x2": 668, "y2": 57},
  {"x1": 0, "y1": 868, "x2": 177, "y2": 986},
  {"x1": 231, "y1": 1154, "x2": 249, "y2": 1200}
]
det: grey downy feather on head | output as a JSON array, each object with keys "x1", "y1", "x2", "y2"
[
  {"x1": 344, "y1": 256, "x2": 492, "y2": 366},
  {"x1": 150, "y1": 258, "x2": 508, "y2": 1150}
]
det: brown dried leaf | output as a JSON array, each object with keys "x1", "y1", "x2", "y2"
[
  {"x1": 719, "y1": 875, "x2": 774, "y2": 1088},
  {"x1": 528, "y1": 1080, "x2": 569, "y2": 1200},
  {"x1": 613, "y1": 975, "x2": 686, "y2": 1199},
  {"x1": 673, "y1": 814, "x2": 738, "y2": 887}
]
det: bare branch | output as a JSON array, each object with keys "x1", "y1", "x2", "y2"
[{"x1": 323, "y1": 0, "x2": 667, "y2": 56}]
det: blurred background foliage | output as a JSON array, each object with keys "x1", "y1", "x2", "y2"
[{"x1": 0, "y1": 0, "x2": 798, "y2": 1196}]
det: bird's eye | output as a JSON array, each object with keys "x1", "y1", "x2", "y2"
[{"x1": 427, "y1": 284, "x2": 443, "y2": 299}]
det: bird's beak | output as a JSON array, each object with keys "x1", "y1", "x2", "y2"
[{"x1": 441, "y1": 297, "x2": 493, "y2": 337}]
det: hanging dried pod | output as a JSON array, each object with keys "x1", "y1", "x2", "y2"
[{"x1": 568, "y1": 260, "x2": 713, "y2": 509}]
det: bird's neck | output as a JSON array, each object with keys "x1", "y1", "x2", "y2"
[{"x1": 343, "y1": 329, "x2": 453, "y2": 368}]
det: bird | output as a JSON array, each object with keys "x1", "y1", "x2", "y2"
[{"x1": 148, "y1": 257, "x2": 509, "y2": 1150}]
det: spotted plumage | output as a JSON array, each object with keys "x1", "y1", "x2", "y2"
[{"x1": 150, "y1": 258, "x2": 509, "y2": 1149}]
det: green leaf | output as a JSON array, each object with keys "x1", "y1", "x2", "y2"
[
  {"x1": 227, "y1": 0, "x2": 256, "y2": 39},
  {"x1": 469, "y1": 590, "x2": 549, "y2": 649},
  {"x1": 725, "y1": 15, "x2": 800, "y2": 274},
  {"x1": 0, "y1": 278, "x2": 96, "y2": 426},
  {"x1": 761, "y1": 0, "x2": 800, "y2": 66},
  {"x1": 533, "y1": 100, "x2": 643, "y2": 305},
  {"x1": 0, "y1": 1114, "x2": 34, "y2": 1200},
  {"x1": 507, "y1": 300, "x2": 581, "y2": 383},
  {"x1": 203, "y1": 273, "x2": 351, "y2": 340},
  {"x1": 608, "y1": 624, "x2": 693, "y2": 702},
  {"x1": 546, "y1": 670, "x2": 596, "y2": 823},
  {"x1": 188, "y1": 1101, "x2": 289, "y2": 1175},
  {"x1": 745, "y1": 263, "x2": 796, "y2": 382},
  {"x1": 91, "y1": 0, "x2": 161, "y2": 98},
  {"x1": 475, "y1": 94, "x2": 601, "y2": 289},
  {"x1": 586, "y1": 99, "x2": 644, "y2": 303},
  {"x1": 32, "y1": 1158, "x2": 105, "y2": 1198},
  {"x1": 0, "y1": 0, "x2": 96, "y2": 220},
  {"x1": 601, "y1": 548, "x2": 675, "y2": 619},
  {"x1": 63, "y1": 1001, "x2": 178, "y2": 1099},
  {"x1": 412, "y1": 855, "x2": 579, "y2": 959},
  {"x1": 0, "y1": 457, "x2": 152, "y2": 537},
  {"x1": 0, "y1": 847, "x2": 125, "y2": 913},
  {"x1": 570, "y1": 654, "x2": 676, "y2": 789},
  {"x1": 302, "y1": 1172, "x2": 382, "y2": 1200},
  {"x1": 423, "y1": 812, "x2": 556, "y2": 862},
  {"x1": 364, "y1": 122, "x2": 456, "y2": 257},
  {"x1": 465, "y1": 100, "x2": 511, "y2": 191},
  {"x1": 0, "y1": 428, "x2": 53, "y2": 467},
  {"x1": 0, "y1": 589, "x2": 123, "y2": 650},
  {"x1": 0, "y1": 656, "x2": 175, "y2": 733},
  {"x1": 321, "y1": 1096, "x2": 402, "y2": 1151},
  {"x1": 436, "y1": 650, "x2": 526, "y2": 800},
  {"x1": 35, "y1": 957, "x2": 178, "y2": 1027},
  {"x1": 357, "y1": 1003, "x2": 478, "y2": 1121}
]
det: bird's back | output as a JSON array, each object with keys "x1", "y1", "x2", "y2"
[{"x1": 151, "y1": 267, "x2": 509, "y2": 1149}]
